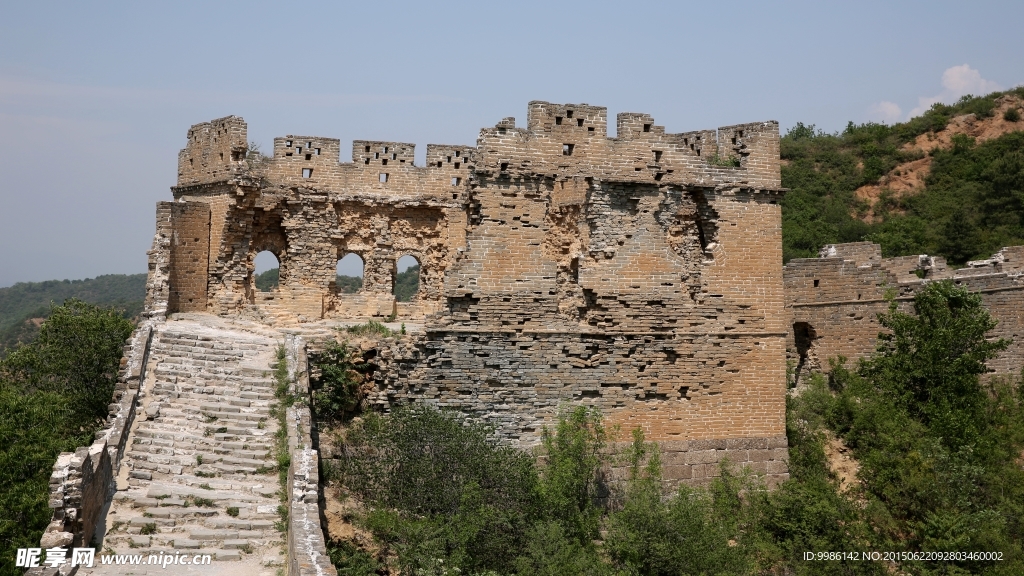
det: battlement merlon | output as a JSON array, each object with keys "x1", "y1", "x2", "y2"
[
  {"x1": 173, "y1": 103, "x2": 781, "y2": 191},
  {"x1": 176, "y1": 116, "x2": 248, "y2": 187}
]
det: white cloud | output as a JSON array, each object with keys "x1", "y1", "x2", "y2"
[
  {"x1": 867, "y1": 101, "x2": 903, "y2": 124},
  {"x1": 907, "y1": 64, "x2": 1003, "y2": 118}
]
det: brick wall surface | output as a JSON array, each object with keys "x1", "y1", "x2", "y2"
[
  {"x1": 167, "y1": 202, "x2": 211, "y2": 314},
  {"x1": 153, "y1": 101, "x2": 789, "y2": 483},
  {"x1": 785, "y1": 242, "x2": 1024, "y2": 380}
]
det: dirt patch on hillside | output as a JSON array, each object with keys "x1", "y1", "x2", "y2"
[
  {"x1": 824, "y1": 432, "x2": 861, "y2": 493},
  {"x1": 855, "y1": 94, "x2": 1024, "y2": 222}
]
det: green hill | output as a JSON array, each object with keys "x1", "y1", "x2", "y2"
[
  {"x1": 781, "y1": 87, "x2": 1024, "y2": 264},
  {"x1": 0, "y1": 274, "x2": 146, "y2": 353}
]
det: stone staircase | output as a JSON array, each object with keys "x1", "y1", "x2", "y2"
[{"x1": 85, "y1": 319, "x2": 287, "y2": 574}]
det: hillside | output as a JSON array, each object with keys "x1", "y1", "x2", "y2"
[
  {"x1": 0, "y1": 274, "x2": 146, "y2": 352},
  {"x1": 782, "y1": 87, "x2": 1024, "y2": 264}
]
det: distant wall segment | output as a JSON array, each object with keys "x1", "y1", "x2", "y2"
[{"x1": 784, "y1": 242, "x2": 1024, "y2": 381}]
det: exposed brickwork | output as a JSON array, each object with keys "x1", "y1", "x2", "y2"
[
  {"x1": 168, "y1": 202, "x2": 211, "y2": 313},
  {"x1": 148, "y1": 101, "x2": 789, "y2": 485},
  {"x1": 785, "y1": 242, "x2": 1024, "y2": 381}
]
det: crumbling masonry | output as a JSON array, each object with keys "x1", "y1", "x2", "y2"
[
  {"x1": 150, "y1": 102, "x2": 791, "y2": 485},
  {"x1": 785, "y1": 242, "x2": 1024, "y2": 384}
]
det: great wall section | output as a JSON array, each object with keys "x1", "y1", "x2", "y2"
[{"x1": 26, "y1": 101, "x2": 1024, "y2": 575}]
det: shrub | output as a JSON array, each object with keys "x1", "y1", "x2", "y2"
[
  {"x1": 1005, "y1": 107, "x2": 1021, "y2": 122},
  {"x1": 536, "y1": 406, "x2": 607, "y2": 545},
  {"x1": 343, "y1": 321, "x2": 394, "y2": 337},
  {"x1": 0, "y1": 300, "x2": 132, "y2": 574},
  {"x1": 605, "y1": 429, "x2": 754, "y2": 575},
  {"x1": 339, "y1": 406, "x2": 540, "y2": 573},
  {"x1": 310, "y1": 341, "x2": 367, "y2": 421}
]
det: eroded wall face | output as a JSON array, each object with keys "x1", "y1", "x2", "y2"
[
  {"x1": 785, "y1": 243, "x2": 1024, "y2": 378},
  {"x1": 157, "y1": 102, "x2": 790, "y2": 483},
  {"x1": 167, "y1": 202, "x2": 211, "y2": 313}
]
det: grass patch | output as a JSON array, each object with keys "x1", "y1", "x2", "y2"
[
  {"x1": 140, "y1": 523, "x2": 157, "y2": 535},
  {"x1": 226, "y1": 507, "x2": 240, "y2": 517},
  {"x1": 342, "y1": 321, "x2": 395, "y2": 337}
]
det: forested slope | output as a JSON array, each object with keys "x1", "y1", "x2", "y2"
[
  {"x1": 782, "y1": 88, "x2": 1024, "y2": 264},
  {"x1": 0, "y1": 274, "x2": 145, "y2": 353}
]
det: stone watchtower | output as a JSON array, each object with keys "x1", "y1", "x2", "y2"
[{"x1": 145, "y1": 101, "x2": 790, "y2": 485}]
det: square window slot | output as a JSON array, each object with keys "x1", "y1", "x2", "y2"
[
  {"x1": 454, "y1": 162, "x2": 460, "y2": 169},
  {"x1": 365, "y1": 145, "x2": 371, "y2": 152},
  {"x1": 315, "y1": 148, "x2": 321, "y2": 155},
  {"x1": 500, "y1": 162, "x2": 509, "y2": 171},
  {"x1": 555, "y1": 116, "x2": 563, "y2": 125},
  {"x1": 305, "y1": 154, "x2": 311, "y2": 161},
  {"x1": 379, "y1": 173, "x2": 389, "y2": 183},
  {"x1": 562, "y1": 143, "x2": 574, "y2": 156},
  {"x1": 643, "y1": 123, "x2": 651, "y2": 132},
  {"x1": 302, "y1": 168, "x2": 313, "y2": 178},
  {"x1": 437, "y1": 161, "x2": 443, "y2": 168},
  {"x1": 455, "y1": 150, "x2": 460, "y2": 157},
  {"x1": 813, "y1": 279, "x2": 820, "y2": 287},
  {"x1": 588, "y1": 126, "x2": 594, "y2": 132},
  {"x1": 451, "y1": 177, "x2": 461, "y2": 186},
  {"x1": 577, "y1": 118, "x2": 584, "y2": 127},
  {"x1": 382, "y1": 159, "x2": 388, "y2": 165},
  {"x1": 566, "y1": 110, "x2": 573, "y2": 118},
  {"x1": 374, "y1": 152, "x2": 380, "y2": 159},
  {"x1": 295, "y1": 147, "x2": 301, "y2": 154},
  {"x1": 286, "y1": 140, "x2": 293, "y2": 147},
  {"x1": 654, "y1": 150, "x2": 662, "y2": 162}
]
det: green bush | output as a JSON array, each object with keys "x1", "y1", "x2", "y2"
[
  {"x1": 343, "y1": 321, "x2": 395, "y2": 337},
  {"x1": 0, "y1": 300, "x2": 132, "y2": 576},
  {"x1": 536, "y1": 406, "x2": 607, "y2": 545},
  {"x1": 311, "y1": 341, "x2": 367, "y2": 421},
  {"x1": 338, "y1": 407, "x2": 541, "y2": 573},
  {"x1": 809, "y1": 282, "x2": 1024, "y2": 573},
  {"x1": 1005, "y1": 107, "x2": 1021, "y2": 122}
]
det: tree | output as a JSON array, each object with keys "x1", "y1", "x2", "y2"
[{"x1": 862, "y1": 280, "x2": 1008, "y2": 450}]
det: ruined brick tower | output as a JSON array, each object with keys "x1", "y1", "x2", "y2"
[{"x1": 146, "y1": 101, "x2": 790, "y2": 485}]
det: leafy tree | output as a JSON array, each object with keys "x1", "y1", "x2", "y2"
[
  {"x1": 0, "y1": 300, "x2": 132, "y2": 576},
  {"x1": 862, "y1": 281, "x2": 1008, "y2": 449},
  {"x1": 536, "y1": 406, "x2": 607, "y2": 546}
]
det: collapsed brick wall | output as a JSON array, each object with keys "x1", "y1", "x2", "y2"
[
  {"x1": 785, "y1": 242, "x2": 1024, "y2": 381},
  {"x1": 154, "y1": 101, "x2": 790, "y2": 484}
]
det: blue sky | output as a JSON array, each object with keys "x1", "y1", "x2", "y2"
[{"x1": 1, "y1": 0, "x2": 1022, "y2": 285}]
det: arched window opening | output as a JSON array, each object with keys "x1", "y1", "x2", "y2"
[
  {"x1": 336, "y1": 253, "x2": 364, "y2": 294},
  {"x1": 254, "y1": 251, "x2": 280, "y2": 292},
  {"x1": 394, "y1": 255, "x2": 420, "y2": 302}
]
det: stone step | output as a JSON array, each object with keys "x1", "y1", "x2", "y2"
[{"x1": 146, "y1": 484, "x2": 277, "y2": 503}]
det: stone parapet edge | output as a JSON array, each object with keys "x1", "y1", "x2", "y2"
[{"x1": 284, "y1": 334, "x2": 338, "y2": 576}]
